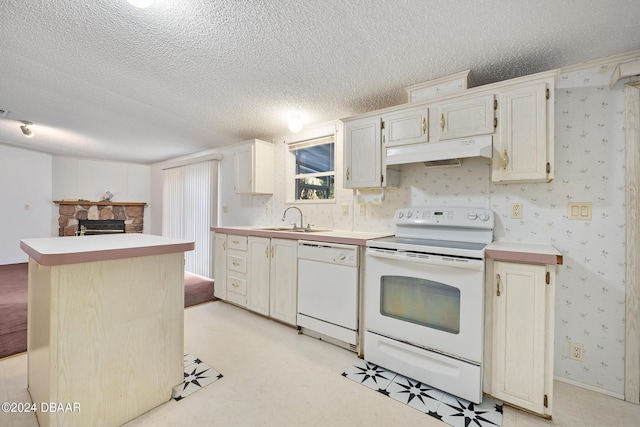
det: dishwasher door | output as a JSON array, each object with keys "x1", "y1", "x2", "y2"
[{"x1": 297, "y1": 241, "x2": 359, "y2": 345}]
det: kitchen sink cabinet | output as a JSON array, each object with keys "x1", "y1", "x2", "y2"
[
  {"x1": 435, "y1": 94, "x2": 496, "y2": 140},
  {"x1": 343, "y1": 115, "x2": 399, "y2": 189},
  {"x1": 269, "y1": 238, "x2": 298, "y2": 325},
  {"x1": 214, "y1": 233, "x2": 297, "y2": 325},
  {"x1": 485, "y1": 256, "x2": 557, "y2": 419},
  {"x1": 247, "y1": 237, "x2": 270, "y2": 316},
  {"x1": 234, "y1": 139, "x2": 274, "y2": 194},
  {"x1": 492, "y1": 76, "x2": 555, "y2": 183}
]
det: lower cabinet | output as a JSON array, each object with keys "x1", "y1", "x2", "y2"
[
  {"x1": 487, "y1": 260, "x2": 555, "y2": 418},
  {"x1": 247, "y1": 237, "x2": 270, "y2": 316},
  {"x1": 214, "y1": 233, "x2": 297, "y2": 326},
  {"x1": 213, "y1": 233, "x2": 227, "y2": 300},
  {"x1": 268, "y1": 238, "x2": 298, "y2": 325}
]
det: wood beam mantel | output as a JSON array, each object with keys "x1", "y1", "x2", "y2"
[{"x1": 54, "y1": 200, "x2": 147, "y2": 206}]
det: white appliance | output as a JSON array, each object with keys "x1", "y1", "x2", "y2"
[
  {"x1": 364, "y1": 206, "x2": 494, "y2": 403},
  {"x1": 297, "y1": 240, "x2": 359, "y2": 352},
  {"x1": 385, "y1": 134, "x2": 493, "y2": 167}
]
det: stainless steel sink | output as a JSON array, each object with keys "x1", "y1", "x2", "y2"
[{"x1": 253, "y1": 227, "x2": 330, "y2": 233}]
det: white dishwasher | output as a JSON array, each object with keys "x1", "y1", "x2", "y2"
[{"x1": 297, "y1": 240, "x2": 359, "y2": 352}]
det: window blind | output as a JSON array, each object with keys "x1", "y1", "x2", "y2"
[
  {"x1": 288, "y1": 135, "x2": 334, "y2": 151},
  {"x1": 162, "y1": 160, "x2": 218, "y2": 277}
]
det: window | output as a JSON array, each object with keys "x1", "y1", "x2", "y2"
[{"x1": 289, "y1": 135, "x2": 335, "y2": 201}]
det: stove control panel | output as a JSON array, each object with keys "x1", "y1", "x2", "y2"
[{"x1": 395, "y1": 206, "x2": 494, "y2": 229}]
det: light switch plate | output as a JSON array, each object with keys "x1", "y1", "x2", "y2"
[{"x1": 568, "y1": 202, "x2": 592, "y2": 220}]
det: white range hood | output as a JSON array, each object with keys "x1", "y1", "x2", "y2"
[{"x1": 385, "y1": 135, "x2": 493, "y2": 168}]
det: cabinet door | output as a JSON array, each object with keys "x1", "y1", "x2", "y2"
[
  {"x1": 213, "y1": 233, "x2": 227, "y2": 300},
  {"x1": 383, "y1": 106, "x2": 429, "y2": 147},
  {"x1": 234, "y1": 144, "x2": 254, "y2": 193},
  {"x1": 247, "y1": 237, "x2": 270, "y2": 316},
  {"x1": 493, "y1": 82, "x2": 550, "y2": 183},
  {"x1": 269, "y1": 239, "x2": 298, "y2": 325},
  {"x1": 492, "y1": 261, "x2": 547, "y2": 414},
  {"x1": 437, "y1": 94, "x2": 495, "y2": 140},
  {"x1": 344, "y1": 116, "x2": 382, "y2": 188}
]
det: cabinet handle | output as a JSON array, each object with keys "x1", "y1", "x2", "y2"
[
  {"x1": 231, "y1": 282, "x2": 239, "y2": 288},
  {"x1": 346, "y1": 167, "x2": 350, "y2": 180},
  {"x1": 249, "y1": 176, "x2": 253, "y2": 185},
  {"x1": 232, "y1": 261, "x2": 240, "y2": 266},
  {"x1": 502, "y1": 150, "x2": 508, "y2": 170},
  {"x1": 271, "y1": 245, "x2": 275, "y2": 257},
  {"x1": 440, "y1": 114, "x2": 445, "y2": 132},
  {"x1": 496, "y1": 273, "x2": 501, "y2": 296},
  {"x1": 233, "y1": 239, "x2": 240, "y2": 244},
  {"x1": 422, "y1": 117, "x2": 426, "y2": 134},
  {"x1": 265, "y1": 246, "x2": 269, "y2": 258},
  {"x1": 223, "y1": 240, "x2": 226, "y2": 250}
]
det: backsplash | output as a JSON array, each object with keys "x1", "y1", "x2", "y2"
[{"x1": 236, "y1": 59, "x2": 635, "y2": 396}]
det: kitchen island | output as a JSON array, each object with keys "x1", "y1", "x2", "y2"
[{"x1": 20, "y1": 234, "x2": 194, "y2": 427}]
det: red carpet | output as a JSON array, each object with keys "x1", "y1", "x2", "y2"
[
  {"x1": 0, "y1": 263, "x2": 215, "y2": 360},
  {"x1": 0, "y1": 263, "x2": 28, "y2": 359}
]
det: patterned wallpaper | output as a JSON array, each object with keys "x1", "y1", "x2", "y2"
[{"x1": 243, "y1": 59, "x2": 636, "y2": 396}]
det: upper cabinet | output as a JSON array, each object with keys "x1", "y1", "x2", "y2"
[
  {"x1": 341, "y1": 69, "x2": 558, "y2": 186},
  {"x1": 382, "y1": 105, "x2": 429, "y2": 147},
  {"x1": 343, "y1": 116, "x2": 400, "y2": 189},
  {"x1": 492, "y1": 77, "x2": 554, "y2": 183},
  {"x1": 344, "y1": 116, "x2": 381, "y2": 188},
  {"x1": 436, "y1": 94, "x2": 496, "y2": 140},
  {"x1": 234, "y1": 139, "x2": 274, "y2": 194}
]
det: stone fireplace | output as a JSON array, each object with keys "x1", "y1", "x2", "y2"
[{"x1": 55, "y1": 201, "x2": 146, "y2": 236}]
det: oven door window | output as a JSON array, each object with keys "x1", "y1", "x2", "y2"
[{"x1": 380, "y1": 275, "x2": 460, "y2": 334}]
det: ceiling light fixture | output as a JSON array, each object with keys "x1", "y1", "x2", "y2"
[
  {"x1": 127, "y1": 0, "x2": 153, "y2": 9},
  {"x1": 288, "y1": 115, "x2": 303, "y2": 133},
  {"x1": 19, "y1": 120, "x2": 34, "y2": 138}
]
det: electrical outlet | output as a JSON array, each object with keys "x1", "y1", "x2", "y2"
[
  {"x1": 359, "y1": 204, "x2": 366, "y2": 215},
  {"x1": 569, "y1": 341, "x2": 584, "y2": 362},
  {"x1": 510, "y1": 203, "x2": 523, "y2": 219},
  {"x1": 342, "y1": 204, "x2": 349, "y2": 215}
]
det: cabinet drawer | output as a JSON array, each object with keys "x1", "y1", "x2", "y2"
[
  {"x1": 227, "y1": 251, "x2": 247, "y2": 273},
  {"x1": 227, "y1": 275, "x2": 247, "y2": 296},
  {"x1": 227, "y1": 235, "x2": 248, "y2": 251}
]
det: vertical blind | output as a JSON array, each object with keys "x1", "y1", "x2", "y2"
[{"x1": 162, "y1": 160, "x2": 218, "y2": 277}]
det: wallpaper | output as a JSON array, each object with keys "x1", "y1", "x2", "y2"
[{"x1": 242, "y1": 60, "x2": 636, "y2": 396}]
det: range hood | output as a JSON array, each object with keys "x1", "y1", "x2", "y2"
[{"x1": 385, "y1": 135, "x2": 493, "y2": 168}]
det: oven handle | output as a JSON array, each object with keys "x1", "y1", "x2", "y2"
[{"x1": 366, "y1": 248, "x2": 484, "y2": 271}]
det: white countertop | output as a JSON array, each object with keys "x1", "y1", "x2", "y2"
[
  {"x1": 211, "y1": 226, "x2": 392, "y2": 246},
  {"x1": 21, "y1": 234, "x2": 194, "y2": 266}
]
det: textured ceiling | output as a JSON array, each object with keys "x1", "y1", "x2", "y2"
[{"x1": 0, "y1": 0, "x2": 639, "y2": 164}]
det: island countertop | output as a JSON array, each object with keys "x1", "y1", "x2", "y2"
[{"x1": 21, "y1": 234, "x2": 194, "y2": 266}]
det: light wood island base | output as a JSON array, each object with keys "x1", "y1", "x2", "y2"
[{"x1": 21, "y1": 235, "x2": 194, "y2": 427}]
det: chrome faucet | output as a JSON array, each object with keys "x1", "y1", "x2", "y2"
[{"x1": 281, "y1": 207, "x2": 304, "y2": 230}]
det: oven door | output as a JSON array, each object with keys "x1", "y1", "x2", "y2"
[{"x1": 364, "y1": 247, "x2": 484, "y2": 364}]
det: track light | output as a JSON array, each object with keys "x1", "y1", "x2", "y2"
[{"x1": 19, "y1": 121, "x2": 34, "y2": 138}]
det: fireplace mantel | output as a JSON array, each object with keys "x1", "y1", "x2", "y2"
[{"x1": 54, "y1": 200, "x2": 146, "y2": 206}]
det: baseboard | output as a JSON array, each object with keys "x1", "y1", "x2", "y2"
[{"x1": 554, "y1": 375, "x2": 625, "y2": 400}]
